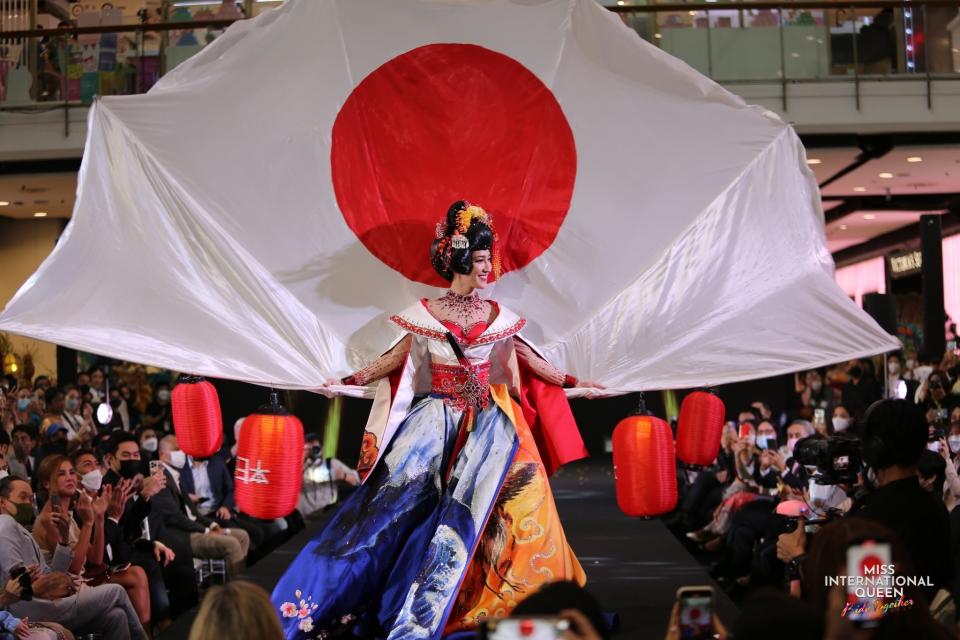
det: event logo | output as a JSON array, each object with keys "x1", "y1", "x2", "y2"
[{"x1": 825, "y1": 542, "x2": 930, "y2": 621}]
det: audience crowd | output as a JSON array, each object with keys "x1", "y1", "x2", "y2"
[
  {"x1": 669, "y1": 347, "x2": 960, "y2": 639},
  {"x1": 1, "y1": 346, "x2": 958, "y2": 639}
]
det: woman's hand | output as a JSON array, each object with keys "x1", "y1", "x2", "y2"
[{"x1": 74, "y1": 491, "x2": 94, "y2": 525}]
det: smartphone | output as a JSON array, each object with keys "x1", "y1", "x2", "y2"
[
  {"x1": 149, "y1": 460, "x2": 162, "y2": 477},
  {"x1": 50, "y1": 494, "x2": 61, "y2": 513},
  {"x1": 676, "y1": 586, "x2": 714, "y2": 640},
  {"x1": 947, "y1": 340, "x2": 957, "y2": 354},
  {"x1": 845, "y1": 540, "x2": 892, "y2": 627},
  {"x1": 928, "y1": 441, "x2": 942, "y2": 453},
  {"x1": 478, "y1": 617, "x2": 570, "y2": 639},
  {"x1": 813, "y1": 408, "x2": 826, "y2": 428},
  {"x1": 738, "y1": 424, "x2": 752, "y2": 439}
]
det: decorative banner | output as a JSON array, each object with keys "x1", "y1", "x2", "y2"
[{"x1": 0, "y1": 0, "x2": 899, "y2": 395}]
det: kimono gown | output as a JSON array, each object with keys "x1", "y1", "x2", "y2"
[{"x1": 273, "y1": 298, "x2": 587, "y2": 639}]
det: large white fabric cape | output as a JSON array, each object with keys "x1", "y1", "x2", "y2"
[{"x1": 0, "y1": 0, "x2": 898, "y2": 396}]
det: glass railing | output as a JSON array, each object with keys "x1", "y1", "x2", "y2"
[
  {"x1": 1, "y1": 0, "x2": 958, "y2": 110},
  {"x1": 612, "y1": 1, "x2": 960, "y2": 81}
]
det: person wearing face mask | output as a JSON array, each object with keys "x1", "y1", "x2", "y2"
[
  {"x1": 100, "y1": 434, "x2": 182, "y2": 622},
  {"x1": 840, "y1": 359, "x2": 882, "y2": 421},
  {"x1": 70, "y1": 449, "x2": 157, "y2": 633},
  {"x1": 135, "y1": 428, "x2": 159, "y2": 462},
  {"x1": 59, "y1": 387, "x2": 86, "y2": 442},
  {"x1": 829, "y1": 403, "x2": 858, "y2": 438},
  {"x1": 935, "y1": 407, "x2": 960, "y2": 511},
  {"x1": 148, "y1": 436, "x2": 249, "y2": 579},
  {"x1": 0, "y1": 476, "x2": 146, "y2": 640},
  {"x1": 141, "y1": 384, "x2": 172, "y2": 435},
  {"x1": 918, "y1": 370, "x2": 958, "y2": 428}
]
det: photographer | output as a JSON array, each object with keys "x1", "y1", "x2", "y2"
[
  {"x1": 297, "y1": 434, "x2": 359, "y2": 519},
  {"x1": 778, "y1": 400, "x2": 951, "y2": 604},
  {"x1": 918, "y1": 370, "x2": 957, "y2": 430}
]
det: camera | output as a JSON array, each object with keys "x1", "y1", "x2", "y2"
[
  {"x1": 793, "y1": 435, "x2": 862, "y2": 485},
  {"x1": 9, "y1": 566, "x2": 33, "y2": 601}
]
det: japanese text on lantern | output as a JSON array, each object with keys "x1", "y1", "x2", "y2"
[{"x1": 236, "y1": 457, "x2": 270, "y2": 484}]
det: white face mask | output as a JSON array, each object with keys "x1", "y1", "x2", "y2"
[
  {"x1": 948, "y1": 436, "x2": 960, "y2": 454},
  {"x1": 141, "y1": 437, "x2": 158, "y2": 452},
  {"x1": 888, "y1": 361, "x2": 901, "y2": 374},
  {"x1": 832, "y1": 416, "x2": 851, "y2": 433},
  {"x1": 757, "y1": 434, "x2": 776, "y2": 450},
  {"x1": 906, "y1": 359, "x2": 916, "y2": 370},
  {"x1": 0, "y1": 469, "x2": 9, "y2": 481},
  {"x1": 81, "y1": 469, "x2": 103, "y2": 492},
  {"x1": 168, "y1": 450, "x2": 186, "y2": 469},
  {"x1": 808, "y1": 480, "x2": 846, "y2": 514}
]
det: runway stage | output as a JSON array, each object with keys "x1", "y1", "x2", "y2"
[{"x1": 158, "y1": 457, "x2": 736, "y2": 638}]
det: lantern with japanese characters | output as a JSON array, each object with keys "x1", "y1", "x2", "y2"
[
  {"x1": 613, "y1": 403, "x2": 677, "y2": 517},
  {"x1": 676, "y1": 390, "x2": 726, "y2": 467},
  {"x1": 235, "y1": 391, "x2": 304, "y2": 519},
  {"x1": 171, "y1": 375, "x2": 223, "y2": 458}
]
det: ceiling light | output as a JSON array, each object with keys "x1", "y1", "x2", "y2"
[
  {"x1": 853, "y1": 187, "x2": 866, "y2": 192},
  {"x1": 863, "y1": 214, "x2": 877, "y2": 220},
  {"x1": 0, "y1": 201, "x2": 9, "y2": 206},
  {"x1": 907, "y1": 156, "x2": 922, "y2": 163},
  {"x1": 839, "y1": 224, "x2": 848, "y2": 230},
  {"x1": 806, "y1": 158, "x2": 821, "y2": 165},
  {"x1": 33, "y1": 212, "x2": 47, "y2": 218},
  {"x1": 878, "y1": 172, "x2": 894, "y2": 179}
]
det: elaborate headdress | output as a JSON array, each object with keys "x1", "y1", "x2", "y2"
[{"x1": 431, "y1": 201, "x2": 502, "y2": 281}]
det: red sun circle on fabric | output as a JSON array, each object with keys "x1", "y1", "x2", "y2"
[{"x1": 331, "y1": 43, "x2": 577, "y2": 287}]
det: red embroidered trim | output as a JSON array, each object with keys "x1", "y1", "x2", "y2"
[
  {"x1": 390, "y1": 314, "x2": 526, "y2": 346},
  {"x1": 389, "y1": 315, "x2": 446, "y2": 341},
  {"x1": 471, "y1": 318, "x2": 527, "y2": 345},
  {"x1": 430, "y1": 361, "x2": 492, "y2": 411}
]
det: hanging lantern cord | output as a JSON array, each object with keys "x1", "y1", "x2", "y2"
[{"x1": 635, "y1": 391, "x2": 647, "y2": 416}]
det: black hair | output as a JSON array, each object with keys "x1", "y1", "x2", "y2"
[
  {"x1": 430, "y1": 200, "x2": 494, "y2": 282},
  {"x1": 0, "y1": 476, "x2": 28, "y2": 500},
  {"x1": 69, "y1": 447, "x2": 100, "y2": 467},
  {"x1": 43, "y1": 386, "x2": 63, "y2": 406},
  {"x1": 0, "y1": 430, "x2": 11, "y2": 447},
  {"x1": 511, "y1": 581, "x2": 610, "y2": 640},
  {"x1": 732, "y1": 588, "x2": 824, "y2": 640},
  {"x1": 918, "y1": 449, "x2": 947, "y2": 496},
  {"x1": 106, "y1": 431, "x2": 139, "y2": 456},
  {"x1": 861, "y1": 399, "x2": 926, "y2": 469},
  {"x1": 12, "y1": 424, "x2": 38, "y2": 442}
]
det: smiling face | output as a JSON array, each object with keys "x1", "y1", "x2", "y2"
[{"x1": 453, "y1": 250, "x2": 492, "y2": 291}]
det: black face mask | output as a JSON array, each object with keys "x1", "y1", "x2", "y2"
[{"x1": 118, "y1": 459, "x2": 142, "y2": 479}]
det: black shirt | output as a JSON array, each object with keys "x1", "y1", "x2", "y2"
[{"x1": 853, "y1": 476, "x2": 951, "y2": 599}]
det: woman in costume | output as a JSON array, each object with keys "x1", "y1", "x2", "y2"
[{"x1": 273, "y1": 201, "x2": 602, "y2": 639}]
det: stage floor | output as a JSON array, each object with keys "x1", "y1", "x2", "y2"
[{"x1": 159, "y1": 456, "x2": 737, "y2": 638}]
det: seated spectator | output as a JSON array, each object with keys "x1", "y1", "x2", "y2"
[
  {"x1": 32, "y1": 455, "x2": 105, "y2": 576},
  {"x1": 8, "y1": 426, "x2": 38, "y2": 484},
  {"x1": 40, "y1": 389, "x2": 72, "y2": 443},
  {"x1": 136, "y1": 429, "x2": 158, "y2": 462},
  {"x1": 0, "y1": 476, "x2": 146, "y2": 639},
  {"x1": 71, "y1": 449, "x2": 154, "y2": 633},
  {"x1": 38, "y1": 424, "x2": 69, "y2": 460},
  {"x1": 188, "y1": 581, "x2": 282, "y2": 640},
  {"x1": 88, "y1": 369, "x2": 106, "y2": 404},
  {"x1": 181, "y1": 453, "x2": 267, "y2": 560},
  {"x1": 101, "y1": 434, "x2": 184, "y2": 622},
  {"x1": 149, "y1": 436, "x2": 249, "y2": 578}
]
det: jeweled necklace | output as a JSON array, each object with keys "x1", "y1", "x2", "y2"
[{"x1": 437, "y1": 290, "x2": 485, "y2": 325}]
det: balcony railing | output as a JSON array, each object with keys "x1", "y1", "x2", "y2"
[{"x1": 1, "y1": 0, "x2": 958, "y2": 113}]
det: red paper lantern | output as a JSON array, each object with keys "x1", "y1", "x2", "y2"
[
  {"x1": 613, "y1": 413, "x2": 677, "y2": 517},
  {"x1": 676, "y1": 390, "x2": 726, "y2": 466},
  {"x1": 235, "y1": 392, "x2": 304, "y2": 519},
  {"x1": 171, "y1": 375, "x2": 223, "y2": 458}
]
